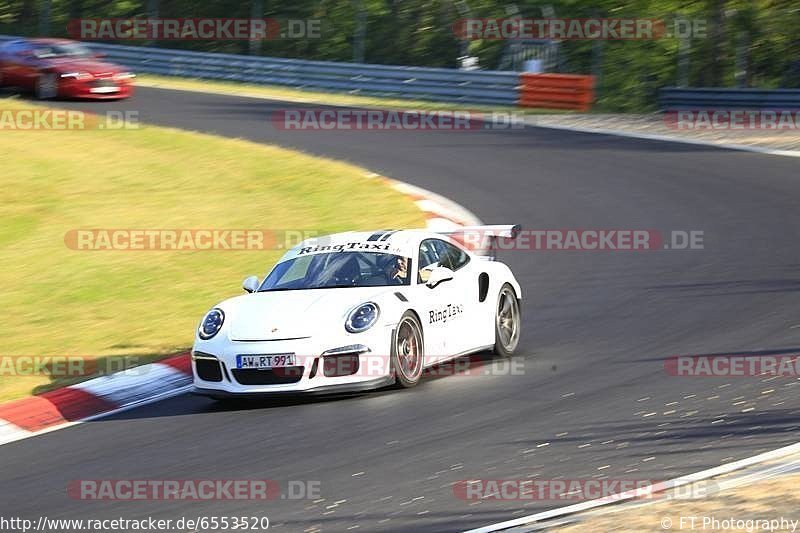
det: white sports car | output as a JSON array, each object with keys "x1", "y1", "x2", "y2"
[{"x1": 191, "y1": 226, "x2": 522, "y2": 398}]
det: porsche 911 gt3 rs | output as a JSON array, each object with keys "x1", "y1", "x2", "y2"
[{"x1": 191, "y1": 226, "x2": 522, "y2": 398}]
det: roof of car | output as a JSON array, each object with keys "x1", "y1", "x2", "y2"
[
  {"x1": 280, "y1": 229, "x2": 436, "y2": 262},
  {"x1": 11, "y1": 38, "x2": 77, "y2": 46},
  {"x1": 29, "y1": 38, "x2": 76, "y2": 44}
]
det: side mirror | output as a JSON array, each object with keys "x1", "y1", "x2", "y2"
[
  {"x1": 425, "y1": 266, "x2": 454, "y2": 288},
  {"x1": 242, "y1": 275, "x2": 260, "y2": 293}
]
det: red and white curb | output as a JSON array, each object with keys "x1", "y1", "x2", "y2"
[
  {"x1": 0, "y1": 175, "x2": 479, "y2": 447},
  {"x1": 372, "y1": 173, "x2": 482, "y2": 232},
  {"x1": 0, "y1": 354, "x2": 192, "y2": 446}
]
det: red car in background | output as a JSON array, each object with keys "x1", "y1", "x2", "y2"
[{"x1": 0, "y1": 38, "x2": 134, "y2": 99}]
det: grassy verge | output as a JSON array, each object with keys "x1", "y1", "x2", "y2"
[
  {"x1": 556, "y1": 471, "x2": 800, "y2": 532},
  {"x1": 0, "y1": 98, "x2": 425, "y2": 401},
  {"x1": 136, "y1": 73, "x2": 571, "y2": 114}
]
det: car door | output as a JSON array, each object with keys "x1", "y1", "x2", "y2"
[
  {"x1": 16, "y1": 43, "x2": 43, "y2": 91},
  {"x1": 3, "y1": 42, "x2": 41, "y2": 90},
  {"x1": 430, "y1": 239, "x2": 484, "y2": 356},
  {"x1": 0, "y1": 42, "x2": 25, "y2": 86},
  {"x1": 0, "y1": 43, "x2": 9, "y2": 85},
  {"x1": 414, "y1": 238, "x2": 468, "y2": 363}
]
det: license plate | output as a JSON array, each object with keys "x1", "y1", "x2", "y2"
[
  {"x1": 89, "y1": 86, "x2": 120, "y2": 94},
  {"x1": 236, "y1": 354, "x2": 296, "y2": 369}
]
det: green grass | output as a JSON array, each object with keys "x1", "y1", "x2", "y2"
[{"x1": 0, "y1": 98, "x2": 425, "y2": 401}]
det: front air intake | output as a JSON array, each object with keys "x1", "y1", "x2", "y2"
[
  {"x1": 194, "y1": 354, "x2": 223, "y2": 382},
  {"x1": 232, "y1": 367, "x2": 304, "y2": 385}
]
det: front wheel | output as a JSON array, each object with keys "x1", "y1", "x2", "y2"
[
  {"x1": 392, "y1": 311, "x2": 424, "y2": 388},
  {"x1": 493, "y1": 284, "x2": 521, "y2": 356},
  {"x1": 35, "y1": 73, "x2": 58, "y2": 100}
]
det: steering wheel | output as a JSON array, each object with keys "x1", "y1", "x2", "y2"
[{"x1": 418, "y1": 263, "x2": 437, "y2": 284}]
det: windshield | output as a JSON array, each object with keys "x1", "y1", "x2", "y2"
[
  {"x1": 32, "y1": 43, "x2": 92, "y2": 59},
  {"x1": 259, "y1": 252, "x2": 412, "y2": 291}
]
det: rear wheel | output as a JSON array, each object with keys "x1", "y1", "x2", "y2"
[
  {"x1": 392, "y1": 312, "x2": 424, "y2": 388},
  {"x1": 35, "y1": 73, "x2": 58, "y2": 99},
  {"x1": 493, "y1": 284, "x2": 520, "y2": 356}
]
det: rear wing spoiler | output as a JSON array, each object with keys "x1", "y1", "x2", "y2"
[{"x1": 437, "y1": 224, "x2": 521, "y2": 260}]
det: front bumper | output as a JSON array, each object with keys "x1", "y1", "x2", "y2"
[
  {"x1": 193, "y1": 376, "x2": 395, "y2": 399},
  {"x1": 59, "y1": 78, "x2": 135, "y2": 99},
  {"x1": 191, "y1": 325, "x2": 396, "y2": 396}
]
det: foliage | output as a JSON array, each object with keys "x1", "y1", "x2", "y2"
[{"x1": 3, "y1": 0, "x2": 799, "y2": 110}]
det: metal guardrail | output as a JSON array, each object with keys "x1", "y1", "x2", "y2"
[
  {"x1": 660, "y1": 87, "x2": 800, "y2": 110},
  {"x1": 0, "y1": 35, "x2": 519, "y2": 105}
]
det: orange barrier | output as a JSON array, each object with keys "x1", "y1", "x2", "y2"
[{"x1": 518, "y1": 73, "x2": 595, "y2": 111}]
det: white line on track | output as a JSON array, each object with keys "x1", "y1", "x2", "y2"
[{"x1": 463, "y1": 442, "x2": 800, "y2": 532}]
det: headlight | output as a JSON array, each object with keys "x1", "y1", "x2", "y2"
[
  {"x1": 113, "y1": 72, "x2": 136, "y2": 80},
  {"x1": 59, "y1": 72, "x2": 93, "y2": 80},
  {"x1": 345, "y1": 302, "x2": 379, "y2": 333},
  {"x1": 198, "y1": 308, "x2": 225, "y2": 340}
]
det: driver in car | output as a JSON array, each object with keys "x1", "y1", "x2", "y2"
[{"x1": 384, "y1": 256, "x2": 409, "y2": 284}]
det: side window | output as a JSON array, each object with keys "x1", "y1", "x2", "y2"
[
  {"x1": 15, "y1": 43, "x2": 33, "y2": 56},
  {"x1": 2, "y1": 42, "x2": 22, "y2": 56},
  {"x1": 417, "y1": 239, "x2": 441, "y2": 283},
  {"x1": 432, "y1": 239, "x2": 470, "y2": 271}
]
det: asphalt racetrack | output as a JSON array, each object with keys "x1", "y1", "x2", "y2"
[{"x1": 3, "y1": 87, "x2": 800, "y2": 532}]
